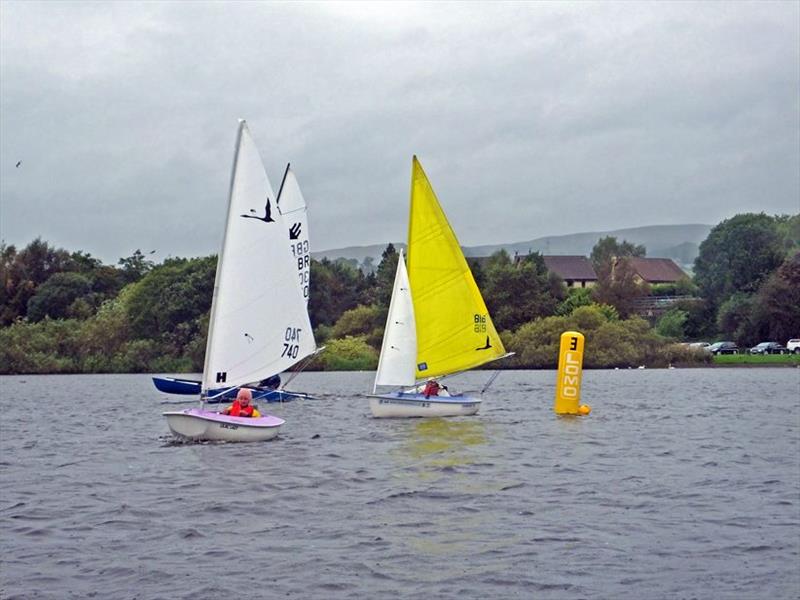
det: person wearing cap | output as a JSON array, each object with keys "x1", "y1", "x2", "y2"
[{"x1": 222, "y1": 388, "x2": 261, "y2": 418}]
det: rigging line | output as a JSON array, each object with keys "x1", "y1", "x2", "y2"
[
  {"x1": 481, "y1": 370, "x2": 503, "y2": 395},
  {"x1": 204, "y1": 385, "x2": 238, "y2": 401},
  {"x1": 281, "y1": 346, "x2": 326, "y2": 391}
]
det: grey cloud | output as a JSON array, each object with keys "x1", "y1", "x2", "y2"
[{"x1": 1, "y1": 1, "x2": 797, "y2": 263}]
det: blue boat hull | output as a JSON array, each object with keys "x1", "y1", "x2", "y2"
[
  {"x1": 152, "y1": 377, "x2": 311, "y2": 403},
  {"x1": 152, "y1": 377, "x2": 202, "y2": 395},
  {"x1": 204, "y1": 388, "x2": 311, "y2": 404}
]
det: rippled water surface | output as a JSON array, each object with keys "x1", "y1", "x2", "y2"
[{"x1": 2, "y1": 369, "x2": 799, "y2": 599}]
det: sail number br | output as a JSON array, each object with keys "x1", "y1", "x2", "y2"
[
  {"x1": 282, "y1": 327, "x2": 302, "y2": 359},
  {"x1": 290, "y1": 239, "x2": 310, "y2": 300}
]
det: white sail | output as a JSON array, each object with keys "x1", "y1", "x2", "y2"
[
  {"x1": 373, "y1": 250, "x2": 417, "y2": 392},
  {"x1": 276, "y1": 165, "x2": 311, "y2": 304},
  {"x1": 202, "y1": 121, "x2": 315, "y2": 392}
]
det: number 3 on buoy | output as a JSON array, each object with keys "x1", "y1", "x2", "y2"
[{"x1": 554, "y1": 331, "x2": 591, "y2": 416}]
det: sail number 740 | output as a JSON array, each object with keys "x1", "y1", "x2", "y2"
[{"x1": 282, "y1": 327, "x2": 302, "y2": 359}]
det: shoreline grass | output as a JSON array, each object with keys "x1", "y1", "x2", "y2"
[{"x1": 712, "y1": 353, "x2": 800, "y2": 366}]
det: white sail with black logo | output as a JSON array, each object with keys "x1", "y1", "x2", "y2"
[
  {"x1": 201, "y1": 121, "x2": 316, "y2": 393},
  {"x1": 276, "y1": 164, "x2": 311, "y2": 304}
]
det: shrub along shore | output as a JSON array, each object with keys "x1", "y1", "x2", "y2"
[{"x1": 2, "y1": 211, "x2": 797, "y2": 376}]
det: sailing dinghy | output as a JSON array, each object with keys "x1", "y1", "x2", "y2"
[
  {"x1": 163, "y1": 120, "x2": 317, "y2": 442},
  {"x1": 154, "y1": 147, "x2": 318, "y2": 404},
  {"x1": 369, "y1": 157, "x2": 512, "y2": 418}
]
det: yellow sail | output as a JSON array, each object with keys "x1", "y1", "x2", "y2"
[{"x1": 407, "y1": 156, "x2": 506, "y2": 379}]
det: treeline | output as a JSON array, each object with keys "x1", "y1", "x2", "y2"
[{"x1": 1, "y1": 212, "x2": 797, "y2": 374}]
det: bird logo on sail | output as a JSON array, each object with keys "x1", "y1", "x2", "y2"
[
  {"x1": 241, "y1": 196, "x2": 276, "y2": 223},
  {"x1": 476, "y1": 336, "x2": 492, "y2": 351}
]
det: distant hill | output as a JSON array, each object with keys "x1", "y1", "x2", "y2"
[{"x1": 312, "y1": 224, "x2": 712, "y2": 271}]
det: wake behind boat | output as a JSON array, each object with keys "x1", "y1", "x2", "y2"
[
  {"x1": 369, "y1": 157, "x2": 512, "y2": 418},
  {"x1": 164, "y1": 120, "x2": 317, "y2": 442}
]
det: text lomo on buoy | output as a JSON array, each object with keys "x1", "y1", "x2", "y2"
[{"x1": 554, "y1": 331, "x2": 590, "y2": 415}]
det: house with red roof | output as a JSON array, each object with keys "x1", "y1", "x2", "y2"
[
  {"x1": 541, "y1": 255, "x2": 598, "y2": 288},
  {"x1": 619, "y1": 257, "x2": 689, "y2": 284}
]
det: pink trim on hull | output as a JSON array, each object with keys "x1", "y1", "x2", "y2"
[{"x1": 171, "y1": 408, "x2": 284, "y2": 428}]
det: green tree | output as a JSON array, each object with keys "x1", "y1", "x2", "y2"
[
  {"x1": 118, "y1": 249, "x2": 155, "y2": 284},
  {"x1": 372, "y1": 243, "x2": 399, "y2": 308},
  {"x1": 556, "y1": 287, "x2": 593, "y2": 316},
  {"x1": 312, "y1": 335, "x2": 379, "y2": 370},
  {"x1": 754, "y1": 252, "x2": 800, "y2": 343},
  {"x1": 672, "y1": 298, "x2": 716, "y2": 341},
  {"x1": 27, "y1": 272, "x2": 92, "y2": 322},
  {"x1": 775, "y1": 214, "x2": 800, "y2": 256},
  {"x1": 589, "y1": 237, "x2": 649, "y2": 319},
  {"x1": 331, "y1": 304, "x2": 385, "y2": 348},
  {"x1": 0, "y1": 238, "x2": 77, "y2": 324},
  {"x1": 655, "y1": 308, "x2": 688, "y2": 339},
  {"x1": 592, "y1": 256, "x2": 649, "y2": 319},
  {"x1": 482, "y1": 250, "x2": 563, "y2": 331},
  {"x1": 590, "y1": 236, "x2": 646, "y2": 272},
  {"x1": 694, "y1": 213, "x2": 784, "y2": 309},
  {"x1": 125, "y1": 256, "x2": 216, "y2": 354},
  {"x1": 501, "y1": 305, "x2": 692, "y2": 369},
  {"x1": 716, "y1": 293, "x2": 761, "y2": 345},
  {"x1": 0, "y1": 243, "x2": 19, "y2": 324},
  {"x1": 308, "y1": 258, "x2": 367, "y2": 327}
]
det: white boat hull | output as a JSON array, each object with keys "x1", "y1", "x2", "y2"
[
  {"x1": 163, "y1": 408, "x2": 284, "y2": 442},
  {"x1": 368, "y1": 393, "x2": 481, "y2": 418}
]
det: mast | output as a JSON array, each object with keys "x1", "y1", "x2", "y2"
[{"x1": 201, "y1": 119, "x2": 246, "y2": 397}]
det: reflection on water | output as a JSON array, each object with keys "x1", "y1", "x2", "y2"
[{"x1": 394, "y1": 418, "x2": 487, "y2": 471}]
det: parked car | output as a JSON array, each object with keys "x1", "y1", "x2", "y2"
[
  {"x1": 787, "y1": 339, "x2": 800, "y2": 354},
  {"x1": 688, "y1": 342, "x2": 711, "y2": 350},
  {"x1": 708, "y1": 341, "x2": 739, "y2": 355},
  {"x1": 749, "y1": 342, "x2": 789, "y2": 355}
]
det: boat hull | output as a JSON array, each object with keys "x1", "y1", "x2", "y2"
[
  {"x1": 162, "y1": 408, "x2": 284, "y2": 442},
  {"x1": 368, "y1": 393, "x2": 481, "y2": 418},
  {"x1": 153, "y1": 377, "x2": 310, "y2": 403},
  {"x1": 153, "y1": 376, "x2": 201, "y2": 395},
  {"x1": 205, "y1": 388, "x2": 311, "y2": 404}
]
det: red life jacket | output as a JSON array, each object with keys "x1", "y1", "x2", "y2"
[
  {"x1": 423, "y1": 381, "x2": 440, "y2": 398},
  {"x1": 227, "y1": 400, "x2": 255, "y2": 417}
]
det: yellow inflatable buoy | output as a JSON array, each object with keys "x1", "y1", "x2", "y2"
[
  {"x1": 578, "y1": 404, "x2": 591, "y2": 415},
  {"x1": 554, "y1": 331, "x2": 585, "y2": 415}
]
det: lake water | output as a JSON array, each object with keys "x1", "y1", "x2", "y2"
[{"x1": 1, "y1": 369, "x2": 798, "y2": 599}]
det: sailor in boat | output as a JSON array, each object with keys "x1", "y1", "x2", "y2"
[
  {"x1": 257, "y1": 374, "x2": 281, "y2": 390},
  {"x1": 222, "y1": 388, "x2": 261, "y2": 418},
  {"x1": 422, "y1": 378, "x2": 449, "y2": 398}
]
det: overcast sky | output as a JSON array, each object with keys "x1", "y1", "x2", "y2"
[{"x1": 1, "y1": 1, "x2": 798, "y2": 263}]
